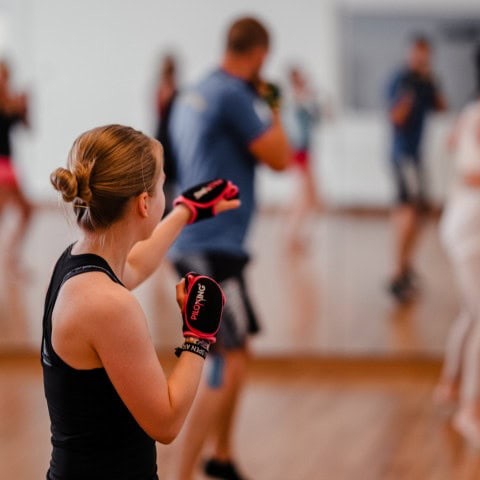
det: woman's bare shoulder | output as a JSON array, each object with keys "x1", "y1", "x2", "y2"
[{"x1": 55, "y1": 271, "x2": 144, "y2": 336}]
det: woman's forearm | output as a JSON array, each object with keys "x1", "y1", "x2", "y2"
[{"x1": 125, "y1": 205, "x2": 191, "y2": 289}]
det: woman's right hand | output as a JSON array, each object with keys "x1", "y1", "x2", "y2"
[{"x1": 178, "y1": 272, "x2": 225, "y2": 343}]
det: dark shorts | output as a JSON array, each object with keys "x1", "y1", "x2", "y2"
[
  {"x1": 390, "y1": 151, "x2": 426, "y2": 206},
  {"x1": 172, "y1": 252, "x2": 259, "y2": 351}
]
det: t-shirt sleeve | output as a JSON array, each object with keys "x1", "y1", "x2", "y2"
[{"x1": 221, "y1": 87, "x2": 272, "y2": 145}]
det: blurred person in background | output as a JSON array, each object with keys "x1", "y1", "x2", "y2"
[
  {"x1": 475, "y1": 43, "x2": 480, "y2": 96},
  {"x1": 154, "y1": 53, "x2": 179, "y2": 215},
  {"x1": 385, "y1": 34, "x2": 446, "y2": 302},
  {"x1": 434, "y1": 45, "x2": 480, "y2": 447},
  {"x1": 168, "y1": 16, "x2": 290, "y2": 480},
  {"x1": 0, "y1": 60, "x2": 32, "y2": 273},
  {"x1": 282, "y1": 65, "x2": 325, "y2": 253}
]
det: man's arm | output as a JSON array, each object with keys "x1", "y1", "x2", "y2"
[
  {"x1": 386, "y1": 72, "x2": 414, "y2": 128},
  {"x1": 389, "y1": 91, "x2": 414, "y2": 128},
  {"x1": 222, "y1": 84, "x2": 292, "y2": 172},
  {"x1": 434, "y1": 92, "x2": 447, "y2": 112},
  {"x1": 249, "y1": 109, "x2": 291, "y2": 171}
]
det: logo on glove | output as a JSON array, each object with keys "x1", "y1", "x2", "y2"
[
  {"x1": 193, "y1": 179, "x2": 223, "y2": 200},
  {"x1": 190, "y1": 283, "x2": 206, "y2": 321}
]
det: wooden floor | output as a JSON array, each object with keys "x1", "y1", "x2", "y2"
[
  {"x1": 3, "y1": 355, "x2": 480, "y2": 480},
  {"x1": 2, "y1": 206, "x2": 478, "y2": 479},
  {"x1": 0, "y1": 205, "x2": 458, "y2": 357}
]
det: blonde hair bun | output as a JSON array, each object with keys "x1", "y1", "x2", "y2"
[
  {"x1": 50, "y1": 164, "x2": 94, "y2": 204},
  {"x1": 50, "y1": 125, "x2": 158, "y2": 231},
  {"x1": 50, "y1": 167, "x2": 78, "y2": 203}
]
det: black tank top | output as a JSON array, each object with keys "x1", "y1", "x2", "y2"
[
  {"x1": 41, "y1": 244, "x2": 158, "y2": 480},
  {"x1": 0, "y1": 110, "x2": 22, "y2": 157}
]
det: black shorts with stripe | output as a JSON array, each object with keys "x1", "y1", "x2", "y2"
[{"x1": 172, "y1": 252, "x2": 259, "y2": 351}]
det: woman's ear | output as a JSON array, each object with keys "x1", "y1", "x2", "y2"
[{"x1": 137, "y1": 192, "x2": 149, "y2": 218}]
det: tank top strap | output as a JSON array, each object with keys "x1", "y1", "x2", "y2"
[
  {"x1": 41, "y1": 246, "x2": 124, "y2": 369},
  {"x1": 61, "y1": 263, "x2": 123, "y2": 288}
]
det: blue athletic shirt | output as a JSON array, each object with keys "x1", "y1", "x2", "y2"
[
  {"x1": 386, "y1": 67, "x2": 439, "y2": 157},
  {"x1": 168, "y1": 68, "x2": 272, "y2": 257}
]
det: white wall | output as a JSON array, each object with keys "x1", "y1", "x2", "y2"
[{"x1": 0, "y1": 0, "x2": 475, "y2": 206}]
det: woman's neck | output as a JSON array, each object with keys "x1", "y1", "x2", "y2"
[{"x1": 72, "y1": 219, "x2": 138, "y2": 280}]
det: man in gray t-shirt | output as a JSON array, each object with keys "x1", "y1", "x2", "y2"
[{"x1": 168, "y1": 16, "x2": 290, "y2": 480}]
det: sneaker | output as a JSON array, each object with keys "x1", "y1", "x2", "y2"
[{"x1": 204, "y1": 458, "x2": 247, "y2": 480}]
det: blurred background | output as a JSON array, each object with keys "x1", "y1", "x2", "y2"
[
  {"x1": 3, "y1": 0, "x2": 472, "y2": 207},
  {"x1": 2, "y1": 0, "x2": 480, "y2": 479}
]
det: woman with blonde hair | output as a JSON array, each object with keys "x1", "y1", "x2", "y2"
[{"x1": 43, "y1": 124, "x2": 239, "y2": 479}]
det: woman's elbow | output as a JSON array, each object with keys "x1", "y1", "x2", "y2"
[
  {"x1": 156, "y1": 431, "x2": 177, "y2": 445},
  {"x1": 147, "y1": 419, "x2": 183, "y2": 445}
]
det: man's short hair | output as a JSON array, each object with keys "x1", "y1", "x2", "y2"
[
  {"x1": 410, "y1": 33, "x2": 431, "y2": 48},
  {"x1": 226, "y1": 16, "x2": 269, "y2": 54}
]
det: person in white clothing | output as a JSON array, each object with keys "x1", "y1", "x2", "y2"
[
  {"x1": 434, "y1": 95, "x2": 480, "y2": 446},
  {"x1": 282, "y1": 66, "x2": 324, "y2": 253}
]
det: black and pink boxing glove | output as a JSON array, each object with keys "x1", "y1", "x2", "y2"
[
  {"x1": 181, "y1": 272, "x2": 225, "y2": 344},
  {"x1": 173, "y1": 179, "x2": 239, "y2": 224}
]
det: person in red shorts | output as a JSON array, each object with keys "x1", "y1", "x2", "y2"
[
  {"x1": 0, "y1": 60, "x2": 32, "y2": 272},
  {"x1": 283, "y1": 66, "x2": 324, "y2": 252}
]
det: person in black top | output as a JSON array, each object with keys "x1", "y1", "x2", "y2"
[
  {"x1": 0, "y1": 60, "x2": 32, "y2": 272},
  {"x1": 475, "y1": 43, "x2": 480, "y2": 96},
  {"x1": 154, "y1": 53, "x2": 179, "y2": 215},
  {"x1": 44, "y1": 124, "x2": 240, "y2": 479},
  {"x1": 385, "y1": 35, "x2": 446, "y2": 302}
]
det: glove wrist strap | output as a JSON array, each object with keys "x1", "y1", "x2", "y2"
[{"x1": 175, "y1": 338, "x2": 210, "y2": 359}]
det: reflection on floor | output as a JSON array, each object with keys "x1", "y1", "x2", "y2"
[{"x1": 0, "y1": 205, "x2": 458, "y2": 357}]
